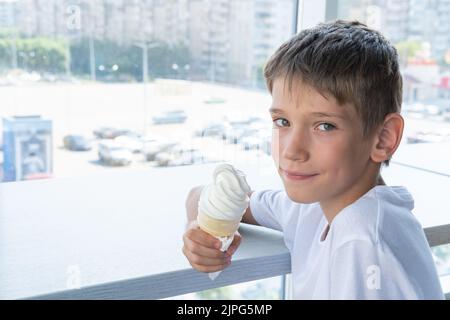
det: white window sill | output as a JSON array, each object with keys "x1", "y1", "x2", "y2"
[{"x1": 0, "y1": 161, "x2": 449, "y2": 299}]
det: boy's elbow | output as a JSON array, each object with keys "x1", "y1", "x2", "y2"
[
  {"x1": 186, "y1": 185, "x2": 203, "y2": 203},
  {"x1": 242, "y1": 191, "x2": 260, "y2": 226},
  {"x1": 185, "y1": 185, "x2": 203, "y2": 221}
]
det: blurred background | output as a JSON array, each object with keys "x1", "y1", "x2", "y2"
[{"x1": 0, "y1": 0, "x2": 449, "y2": 299}]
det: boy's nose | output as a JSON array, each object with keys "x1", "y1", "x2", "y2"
[{"x1": 279, "y1": 130, "x2": 310, "y2": 163}]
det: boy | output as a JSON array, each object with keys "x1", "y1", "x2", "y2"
[{"x1": 182, "y1": 20, "x2": 444, "y2": 299}]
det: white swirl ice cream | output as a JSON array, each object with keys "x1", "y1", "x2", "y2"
[{"x1": 197, "y1": 164, "x2": 251, "y2": 237}]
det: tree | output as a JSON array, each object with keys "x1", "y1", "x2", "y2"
[
  {"x1": 70, "y1": 38, "x2": 191, "y2": 82},
  {"x1": 0, "y1": 32, "x2": 68, "y2": 73}
]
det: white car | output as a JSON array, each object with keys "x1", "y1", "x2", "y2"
[
  {"x1": 424, "y1": 104, "x2": 441, "y2": 116},
  {"x1": 98, "y1": 141, "x2": 133, "y2": 166},
  {"x1": 443, "y1": 111, "x2": 450, "y2": 122},
  {"x1": 152, "y1": 110, "x2": 187, "y2": 124},
  {"x1": 142, "y1": 139, "x2": 178, "y2": 161},
  {"x1": 406, "y1": 130, "x2": 450, "y2": 144},
  {"x1": 154, "y1": 146, "x2": 200, "y2": 167},
  {"x1": 155, "y1": 147, "x2": 217, "y2": 167},
  {"x1": 195, "y1": 122, "x2": 231, "y2": 138},
  {"x1": 114, "y1": 135, "x2": 143, "y2": 153},
  {"x1": 240, "y1": 136, "x2": 262, "y2": 151}
]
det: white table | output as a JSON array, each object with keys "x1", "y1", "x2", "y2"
[{"x1": 0, "y1": 162, "x2": 449, "y2": 299}]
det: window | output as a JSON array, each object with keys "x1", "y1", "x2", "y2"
[
  {"x1": 0, "y1": 0, "x2": 298, "y2": 300},
  {"x1": 1, "y1": 0, "x2": 448, "y2": 300},
  {"x1": 0, "y1": 0, "x2": 297, "y2": 181},
  {"x1": 333, "y1": 0, "x2": 450, "y2": 284},
  {"x1": 167, "y1": 276, "x2": 285, "y2": 300}
]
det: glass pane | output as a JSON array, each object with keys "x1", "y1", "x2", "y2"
[
  {"x1": 335, "y1": 0, "x2": 450, "y2": 285},
  {"x1": 433, "y1": 244, "x2": 450, "y2": 276},
  {"x1": 0, "y1": 0, "x2": 297, "y2": 299},
  {"x1": 0, "y1": 0, "x2": 297, "y2": 181},
  {"x1": 165, "y1": 275, "x2": 284, "y2": 299},
  {"x1": 336, "y1": 0, "x2": 450, "y2": 129}
]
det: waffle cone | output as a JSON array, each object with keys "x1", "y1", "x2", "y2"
[{"x1": 197, "y1": 209, "x2": 241, "y2": 237}]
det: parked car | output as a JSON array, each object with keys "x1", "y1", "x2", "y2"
[
  {"x1": 142, "y1": 139, "x2": 179, "y2": 161},
  {"x1": 240, "y1": 136, "x2": 263, "y2": 151},
  {"x1": 223, "y1": 125, "x2": 247, "y2": 144},
  {"x1": 195, "y1": 122, "x2": 231, "y2": 138},
  {"x1": 203, "y1": 96, "x2": 226, "y2": 104},
  {"x1": 260, "y1": 137, "x2": 272, "y2": 155},
  {"x1": 114, "y1": 135, "x2": 143, "y2": 153},
  {"x1": 228, "y1": 127, "x2": 262, "y2": 144},
  {"x1": 443, "y1": 111, "x2": 450, "y2": 122},
  {"x1": 98, "y1": 141, "x2": 133, "y2": 166},
  {"x1": 406, "y1": 130, "x2": 450, "y2": 144},
  {"x1": 152, "y1": 110, "x2": 187, "y2": 124},
  {"x1": 93, "y1": 127, "x2": 130, "y2": 139},
  {"x1": 155, "y1": 147, "x2": 216, "y2": 167},
  {"x1": 63, "y1": 135, "x2": 92, "y2": 151},
  {"x1": 424, "y1": 104, "x2": 441, "y2": 116},
  {"x1": 227, "y1": 116, "x2": 266, "y2": 127}
]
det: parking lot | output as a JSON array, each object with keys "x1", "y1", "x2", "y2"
[
  {"x1": 53, "y1": 122, "x2": 272, "y2": 178},
  {"x1": 1, "y1": 79, "x2": 450, "y2": 180}
]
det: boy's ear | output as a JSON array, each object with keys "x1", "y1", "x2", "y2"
[{"x1": 370, "y1": 113, "x2": 404, "y2": 163}]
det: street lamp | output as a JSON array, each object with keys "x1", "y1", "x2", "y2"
[
  {"x1": 98, "y1": 64, "x2": 119, "y2": 81},
  {"x1": 10, "y1": 30, "x2": 18, "y2": 69},
  {"x1": 133, "y1": 42, "x2": 161, "y2": 135},
  {"x1": 134, "y1": 42, "x2": 161, "y2": 83},
  {"x1": 18, "y1": 51, "x2": 27, "y2": 70},
  {"x1": 172, "y1": 63, "x2": 179, "y2": 79},
  {"x1": 184, "y1": 64, "x2": 190, "y2": 80},
  {"x1": 171, "y1": 63, "x2": 190, "y2": 80}
]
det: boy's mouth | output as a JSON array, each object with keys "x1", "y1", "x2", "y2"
[{"x1": 280, "y1": 168, "x2": 319, "y2": 181}]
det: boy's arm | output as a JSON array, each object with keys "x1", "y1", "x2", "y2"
[
  {"x1": 242, "y1": 191, "x2": 260, "y2": 225},
  {"x1": 185, "y1": 186, "x2": 260, "y2": 226},
  {"x1": 183, "y1": 185, "x2": 257, "y2": 273}
]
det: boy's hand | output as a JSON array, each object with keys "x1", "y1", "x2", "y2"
[{"x1": 182, "y1": 220, "x2": 242, "y2": 273}]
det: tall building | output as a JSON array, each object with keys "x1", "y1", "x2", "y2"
[
  {"x1": 0, "y1": 0, "x2": 300, "y2": 87},
  {"x1": 382, "y1": 0, "x2": 410, "y2": 43},
  {"x1": 153, "y1": 0, "x2": 188, "y2": 46},
  {"x1": 338, "y1": 0, "x2": 450, "y2": 63},
  {"x1": 0, "y1": 0, "x2": 17, "y2": 29},
  {"x1": 189, "y1": 0, "x2": 295, "y2": 86},
  {"x1": 432, "y1": 0, "x2": 450, "y2": 60}
]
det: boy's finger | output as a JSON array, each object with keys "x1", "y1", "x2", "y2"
[
  {"x1": 183, "y1": 246, "x2": 230, "y2": 266},
  {"x1": 186, "y1": 240, "x2": 227, "y2": 259},
  {"x1": 227, "y1": 232, "x2": 242, "y2": 255},
  {"x1": 190, "y1": 255, "x2": 229, "y2": 266},
  {"x1": 187, "y1": 228, "x2": 221, "y2": 249}
]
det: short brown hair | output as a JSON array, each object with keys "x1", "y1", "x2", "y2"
[{"x1": 264, "y1": 20, "x2": 402, "y2": 149}]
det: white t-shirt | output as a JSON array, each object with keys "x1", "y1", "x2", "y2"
[{"x1": 250, "y1": 185, "x2": 444, "y2": 299}]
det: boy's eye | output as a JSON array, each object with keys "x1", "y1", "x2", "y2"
[
  {"x1": 273, "y1": 118, "x2": 290, "y2": 127},
  {"x1": 316, "y1": 123, "x2": 336, "y2": 131}
]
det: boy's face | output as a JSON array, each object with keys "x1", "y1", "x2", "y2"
[{"x1": 269, "y1": 77, "x2": 377, "y2": 205}]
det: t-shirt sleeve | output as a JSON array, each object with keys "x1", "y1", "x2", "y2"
[
  {"x1": 249, "y1": 189, "x2": 289, "y2": 232},
  {"x1": 330, "y1": 240, "x2": 419, "y2": 300}
]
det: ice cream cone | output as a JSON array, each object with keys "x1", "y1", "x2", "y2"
[
  {"x1": 197, "y1": 208, "x2": 241, "y2": 237},
  {"x1": 196, "y1": 163, "x2": 251, "y2": 280}
]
